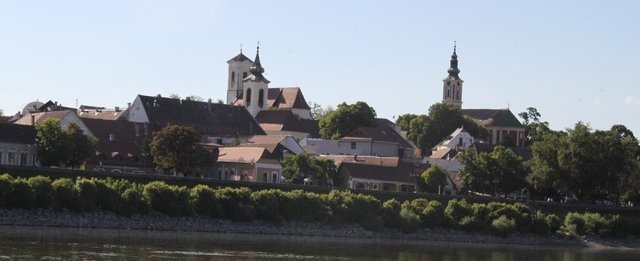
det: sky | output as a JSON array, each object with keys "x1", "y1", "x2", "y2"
[{"x1": 1, "y1": 0, "x2": 638, "y2": 134}]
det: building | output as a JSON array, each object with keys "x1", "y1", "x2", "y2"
[
  {"x1": 237, "y1": 135, "x2": 304, "y2": 159},
  {"x1": 441, "y1": 45, "x2": 525, "y2": 147},
  {"x1": 430, "y1": 127, "x2": 474, "y2": 159},
  {"x1": 0, "y1": 124, "x2": 38, "y2": 166},
  {"x1": 215, "y1": 147, "x2": 282, "y2": 183},
  {"x1": 13, "y1": 110, "x2": 94, "y2": 138},
  {"x1": 127, "y1": 94, "x2": 265, "y2": 145},
  {"x1": 323, "y1": 155, "x2": 417, "y2": 192},
  {"x1": 255, "y1": 110, "x2": 319, "y2": 140}
]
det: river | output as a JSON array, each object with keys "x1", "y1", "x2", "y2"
[{"x1": 1, "y1": 226, "x2": 639, "y2": 260}]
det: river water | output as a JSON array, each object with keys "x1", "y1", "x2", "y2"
[{"x1": 0, "y1": 226, "x2": 639, "y2": 260}]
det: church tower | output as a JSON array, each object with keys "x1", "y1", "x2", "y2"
[
  {"x1": 226, "y1": 47, "x2": 253, "y2": 104},
  {"x1": 442, "y1": 43, "x2": 463, "y2": 109},
  {"x1": 242, "y1": 46, "x2": 270, "y2": 117}
]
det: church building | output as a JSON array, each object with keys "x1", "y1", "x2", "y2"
[{"x1": 442, "y1": 44, "x2": 525, "y2": 147}]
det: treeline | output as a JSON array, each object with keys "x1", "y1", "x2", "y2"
[{"x1": 0, "y1": 173, "x2": 635, "y2": 238}]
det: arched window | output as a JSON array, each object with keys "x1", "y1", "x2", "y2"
[
  {"x1": 447, "y1": 89, "x2": 450, "y2": 98},
  {"x1": 258, "y1": 89, "x2": 264, "y2": 108},
  {"x1": 457, "y1": 90, "x2": 460, "y2": 100},
  {"x1": 242, "y1": 72, "x2": 248, "y2": 78},
  {"x1": 231, "y1": 72, "x2": 235, "y2": 82},
  {"x1": 246, "y1": 88, "x2": 252, "y2": 105}
]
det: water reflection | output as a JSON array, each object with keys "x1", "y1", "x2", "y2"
[{"x1": 0, "y1": 226, "x2": 638, "y2": 260}]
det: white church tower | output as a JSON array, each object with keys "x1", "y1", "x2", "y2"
[
  {"x1": 242, "y1": 46, "x2": 270, "y2": 117},
  {"x1": 442, "y1": 43, "x2": 463, "y2": 109},
  {"x1": 226, "y1": 48, "x2": 253, "y2": 104}
]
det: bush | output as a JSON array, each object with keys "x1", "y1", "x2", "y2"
[
  {"x1": 0, "y1": 174, "x2": 14, "y2": 207},
  {"x1": 282, "y1": 190, "x2": 329, "y2": 222},
  {"x1": 491, "y1": 215, "x2": 516, "y2": 237},
  {"x1": 189, "y1": 185, "x2": 221, "y2": 217},
  {"x1": 119, "y1": 184, "x2": 149, "y2": 216},
  {"x1": 472, "y1": 203, "x2": 491, "y2": 227},
  {"x1": 51, "y1": 178, "x2": 81, "y2": 211},
  {"x1": 486, "y1": 202, "x2": 531, "y2": 230},
  {"x1": 422, "y1": 201, "x2": 445, "y2": 227},
  {"x1": 215, "y1": 187, "x2": 255, "y2": 220},
  {"x1": 399, "y1": 205, "x2": 421, "y2": 233},
  {"x1": 27, "y1": 176, "x2": 54, "y2": 209},
  {"x1": 545, "y1": 214, "x2": 561, "y2": 234},
  {"x1": 444, "y1": 199, "x2": 473, "y2": 227},
  {"x1": 563, "y1": 212, "x2": 586, "y2": 235},
  {"x1": 321, "y1": 190, "x2": 381, "y2": 225},
  {"x1": 251, "y1": 189, "x2": 287, "y2": 222},
  {"x1": 143, "y1": 181, "x2": 190, "y2": 216},
  {"x1": 9, "y1": 178, "x2": 35, "y2": 208},
  {"x1": 381, "y1": 199, "x2": 403, "y2": 229},
  {"x1": 75, "y1": 178, "x2": 99, "y2": 210},
  {"x1": 583, "y1": 213, "x2": 621, "y2": 237},
  {"x1": 529, "y1": 211, "x2": 550, "y2": 235}
]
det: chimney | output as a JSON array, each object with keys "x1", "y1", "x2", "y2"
[
  {"x1": 156, "y1": 94, "x2": 161, "y2": 98},
  {"x1": 185, "y1": 97, "x2": 191, "y2": 101},
  {"x1": 127, "y1": 102, "x2": 131, "y2": 108},
  {"x1": 115, "y1": 106, "x2": 120, "y2": 112},
  {"x1": 30, "y1": 115, "x2": 35, "y2": 126},
  {"x1": 207, "y1": 99, "x2": 212, "y2": 113}
]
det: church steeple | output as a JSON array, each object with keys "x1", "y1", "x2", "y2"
[
  {"x1": 442, "y1": 42, "x2": 464, "y2": 109},
  {"x1": 246, "y1": 45, "x2": 269, "y2": 83}
]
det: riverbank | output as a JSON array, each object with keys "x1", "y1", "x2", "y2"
[{"x1": 1, "y1": 209, "x2": 639, "y2": 250}]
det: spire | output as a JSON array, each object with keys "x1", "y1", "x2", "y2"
[
  {"x1": 250, "y1": 45, "x2": 265, "y2": 75},
  {"x1": 447, "y1": 41, "x2": 460, "y2": 79}
]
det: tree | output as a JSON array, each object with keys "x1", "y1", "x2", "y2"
[
  {"x1": 308, "y1": 101, "x2": 330, "y2": 120},
  {"x1": 280, "y1": 153, "x2": 341, "y2": 186},
  {"x1": 529, "y1": 122, "x2": 638, "y2": 202},
  {"x1": 319, "y1": 101, "x2": 376, "y2": 139},
  {"x1": 459, "y1": 145, "x2": 527, "y2": 197},
  {"x1": 35, "y1": 118, "x2": 71, "y2": 167},
  {"x1": 65, "y1": 123, "x2": 97, "y2": 168},
  {"x1": 518, "y1": 107, "x2": 551, "y2": 147},
  {"x1": 149, "y1": 125, "x2": 214, "y2": 176},
  {"x1": 399, "y1": 103, "x2": 487, "y2": 155},
  {"x1": 421, "y1": 165, "x2": 449, "y2": 194}
]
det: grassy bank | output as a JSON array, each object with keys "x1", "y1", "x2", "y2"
[{"x1": 1, "y1": 172, "x2": 639, "y2": 238}]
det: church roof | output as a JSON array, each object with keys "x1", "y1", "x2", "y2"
[
  {"x1": 267, "y1": 87, "x2": 311, "y2": 110},
  {"x1": 136, "y1": 95, "x2": 265, "y2": 137},
  {"x1": 227, "y1": 53, "x2": 252, "y2": 63},
  {"x1": 462, "y1": 109, "x2": 524, "y2": 128}
]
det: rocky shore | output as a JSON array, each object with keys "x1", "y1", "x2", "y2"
[{"x1": 1, "y1": 208, "x2": 639, "y2": 250}]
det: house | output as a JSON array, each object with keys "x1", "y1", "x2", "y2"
[
  {"x1": 214, "y1": 147, "x2": 282, "y2": 183},
  {"x1": 0, "y1": 124, "x2": 38, "y2": 166},
  {"x1": 322, "y1": 155, "x2": 417, "y2": 192},
  {"x1": 77, "y1": 105, "x2": 129, "y2": 121},
  {"x1": 255, "y1": 110, "x2": 319, "y2": 140},
  {"x1": 462, "y1": 109, "x2": 525, "y2": 147},
  {"x1": 127, "y1": 94, "x2": 265, "y2": 145},
  {"x1": 81, "y1": 118, "x2": 153, "y2": 174},
  {"x1": 300, "y1": 118, "x2": 418, "y2": 161},
  {"x1": 237, "y1": 135, "x2": 304, "y2": 159},
  {"x1": 13, "y1": 110, "x2": 94, "y2": 138}
]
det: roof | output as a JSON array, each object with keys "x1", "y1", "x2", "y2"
[
  {"x1": 321, "y1": 155, "x2": 400, "y2": 168},
  {"x1": 227, "y1": 53, "x2": 252, "y2": 63},
  {"x1": 81, "y1": 118, "x2": 149, "y2": 166},
  {"x1": 36, "y1": 100, "x2": 76, "y2": 113},
  {"x1": 267, "y1": 87, "x2": 311, "y2": 110},
  {"x1": 217, "y1": 147, "x2": 280, "y2": 165},
  {"x1": 340, "y1": 162, "x2": 413, "y2": 184},
  {"x1": 137, "y1": 95, "x2": 265, "y2": 136},
  {"x1": 13, "y1": 110, "x2": 73, "y2": 126},
  {"x1": 462, "y1": 109, "x2": 524, "y2": 128},
  {"x1": 348, "y1": 118, "x2": 415, "y2": 149},
  {"x1": 0, "y1": 124, "x2": 36, "y2": 144},
  {"x1": 255, "y1": 110, "x2": 319, "y2": 136},
  {"x1": 78, "y1": 108, "x2": 128, "y2": 120},
  {"x1": 237, "y1": 135, "x2": 287, "y2": 153}
]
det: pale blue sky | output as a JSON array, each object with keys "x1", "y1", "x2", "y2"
[{"x1": 1, "y1": 0, "x2": 638, "y2": 133}]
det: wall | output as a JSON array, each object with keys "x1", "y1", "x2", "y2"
[{"x1": 0, "y1": 142, "x2": 37, "y2": 167}]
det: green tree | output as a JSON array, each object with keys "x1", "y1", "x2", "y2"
[
  {"x1": 149, "y1": 125, "x2": 214, "y2": 176},
  {"x1": 529, "y1": 122, "x2": 637, "y2": 201},
  {"x1": 518, "y1": 107, "x2": 552, "y2": 147},
  {"x1": 280, "y1": 153, "x2": 341, "y2": 186},
  {"x1": 399, "y1": 103, "x2": 487, "y2": 155},
  {"x1": 459, "y1": 145, "x2": 527, "y2": 197},
  {"x1": 35, "y1": 118, "x2": 71, "y2": 167},
  {"x1": 65, "y1": 122, "x2": 97, "y2": 168},
  {"x1": 421, "y1": 165, "x2": 449, "y2": 194},
  {"x1": 319, "y1": 101, "x2": 376, "y2": 139}
]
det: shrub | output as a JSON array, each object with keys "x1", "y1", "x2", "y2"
[
  {"x1": 51, "y1": 178, "x2": 81, "y2": 211},
  {"x1": 282, "y1": 190, "x2": 329, "y2": 222},
  {"x1": 491, "y1": 215, "x2": 516, "y2": 237},
  {"x1": 399, "y1": 205, "x2": 421, "y2": 232},
  {"x1": 472, "y1": 203, "x2": 491, "y2": 226},
  {"x1": 75, "y1": 178, "x2": 99, "y2": 210},
  {"x1": 93, "y1": 178, "x2": 122, "y2": 213},
  {"x1": 486, "y1": 202, "x2": 531, "y2": 230},
  {"x1": 10, "y1": 178, "x2": 35, "y2": 208},
  {"x1": 27, "y1": 176, "x2": 54, "y2": 209},
  {"x1": 563, "y1": 212, "x2": 586, "y2": 235},
  {"x1": 251, "y1": 189, "x2": 287, "y2": 222},
  {"x1": 529, "y1": 211, "x2": 550, "y2": 235},
  {"x1": 444, "y1": 199, "x2": 473, "y2": 226},
  {"x1": 583, "y1": 213, "x2": 621, "y2": 237},
  {"x1": 215, "y1": 187, "x2": 255, "y2": 220},
  {"x1": 422, "y1": 200, "x2": 445, "y2": 227},
  {"x1": 189, "y1": 185, "x2": 221, "y2": 217},
  {"x1": 143, "y1": 181, "x2": 190, "y2": 216},
  {"x1": 381, "y1": 199, "x2": 403, "y2": 229},
  {"x1": 0, "y1": 174, "x2": 14, "y2": 207},
  {"x1": 119, "y1": 184, "x2": 149, "y2": 216},
  {"x1": 545, "y1": 214, "x2": 561, "y2": 234}
]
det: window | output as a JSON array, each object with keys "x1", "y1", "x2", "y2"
[
  {"x1": 355, "y1": 183, "x2": 365, "y2": 189},
  {"x1": 20, "y1": 153, "x2": 27, "y2": 166},
  {"x1": 242, "y1": 72, "x2": 248, "y2": 78},
  {"x1": 457, "y1": 90, "x2": 460, "y2": 100},
  {"x1": 231, "y1": 72, "x2": 235, "y2": 82},
  {"x1": 258, "y1": 89, "x2": 264, "y2": 108},
  {"x1": 350, "y1": 142, "x2": 356, "y2": 149},
  {"x1": 0, "y1": 152, "x2": 3, "y2": 164},
  {"x1": 372, "y1": 184, "x2": 379, "y2": 190},
  {"x1": 245, "y1": 88, "x2": 252, "y2": 105},
  {"x1": 262, "y1": 172, "x2": 268, "y2": 182},
  {"x1": 447, "y1": 89, "x2": 450, "y2": 97},
  {"x1": 218, "y1": 170, "x2": 222, "y2": 179},
  {"x1": 7, "y1": 152, "x2": 15, "y2": 165},
  {"x1": 272, "y1": 172, "x2": 278, "y2": 183}
]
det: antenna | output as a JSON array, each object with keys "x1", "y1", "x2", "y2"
[{"x1": 240, "y1": 44, "x2": 243, "y2": 53}]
